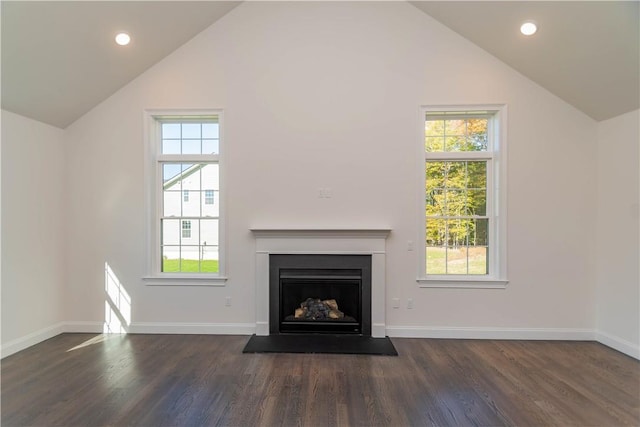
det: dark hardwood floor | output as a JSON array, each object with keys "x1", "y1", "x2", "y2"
[{"x1": 1, "y1": 334, "x2": 638, "y2": 426}]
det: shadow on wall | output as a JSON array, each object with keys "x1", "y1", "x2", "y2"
[{"x1": 104, "y1": 262, "x2": 131, "y2": 333}]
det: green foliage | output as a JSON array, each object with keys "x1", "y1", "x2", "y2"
[
  {"x1": 425, "y1": 118, "x2": 488, "y2": 152},
  {"x1": 424, "y1": 115, "x2": 491, "y2": 274},
  {"x1": 425, "y1": 161, "x2": 487, "y2": 246},
  {"x1": 426, "y1": 246, "x2": 487, "y2": 275},
  {"x1": 163, "y1": 259, "x2": 219, "y2": 273}
]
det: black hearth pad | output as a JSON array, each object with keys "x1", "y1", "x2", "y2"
[{"x1": 242, "y1": 334, "x2": 398, "y2": 356}]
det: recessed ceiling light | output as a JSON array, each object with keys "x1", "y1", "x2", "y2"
[
  {"x1": 520, "y1": 21, "x2": 538, "y2": 36},
  {"x1": 115, "y1": 32, "x2": 131, "y2": 46}
]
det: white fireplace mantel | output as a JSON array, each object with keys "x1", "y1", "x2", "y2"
[{"x1": 250, "y1": 227, "x2": 391, "y2": 338}]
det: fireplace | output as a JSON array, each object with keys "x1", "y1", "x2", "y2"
[
  {"x1": 269, "y1": 254, "x2": 371, "y2": 335},
  {"x1": 251, "y1": 228, "x2": 390, "y2": 338}
]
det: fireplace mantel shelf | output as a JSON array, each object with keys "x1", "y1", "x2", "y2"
[{"x1": 250, "y1": 228, "x2": 391, "y2": 238}]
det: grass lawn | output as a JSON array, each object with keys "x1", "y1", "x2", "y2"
[
  {"x1": 163, "y1": 259, "x2": 219, "y2": 273},
  {"x1": 426, "y1": 246, "x2": 487, "y2": 275}
]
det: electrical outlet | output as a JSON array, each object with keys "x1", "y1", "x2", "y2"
[
  {"x1": 317, "y1": 187, "x2": 333, "y2": 198},
  {"x1": 392, "y1": 298, "x2": 400, "y2": 308},
  {"x1": 407, "y1": 240, "x2": 414, "y2": 251},
  {"x1": 225, "y1": 297, "x2": 231, "y2": 307},
  {"x1": 407, "y1": 298, "x2": 414, "y2": 309}
]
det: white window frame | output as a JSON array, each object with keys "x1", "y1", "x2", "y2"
[
  {"x1": 417, "y1": 105, "x2": 508, "y2": 288},
  {"x1": 143, "y1": 109, "x2": 226, "y2": 286}
]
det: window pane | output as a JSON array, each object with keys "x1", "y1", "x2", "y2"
[
  {"x1": 426, "y1": 218, "x2": 445, "y2": 247},
  {"x1": 181, "y1": 123, "x2": 201, "y2": 139},
  {"x1": 445, "y1": 189, "x2": 466, "y2": 216},
  {"x1": 425, "y1": 119, "x2": 444, "y2": 137},
  {"x1": 472, "y1": 219, "x2": 489, "y2": 246},
  {"x1": 181, "y1": 220, "x2": 192, "y2": 239},
  {"x1": 180, "y1": 246, "x2": 201, "y2": 272},
  {"x1": 202, "y1": 139, "x2": 219, "y2": 155},
  {"x1": 181, "y1": 168, "x2": 201, "y2": 191},
  {"x1": 163, "y1": 163, "x2": 182, "y2": 184},
  {"x1": 465, "y1": 118, "x2": 488, "y2": 151},
  {"x1": 163, "y1": 191, "x2": 181, "y2": 217},
  {"x1": 161, "y1": 219, "x2": 180, "y2": 245},
  {"x1": 426, "y1": 246, "x2": 446, "y2": 274},
  {"x1": 182, "y1": 139, "x2": 201, "y2": 155},
  {"x1": 444, "y1": 162, "x2": 466, "y2": 188},
  {"x1": 467, "y1": 161, "x2": 487, "y2": 189},
  {"x1": 162, "y1": 246, "x2": 181, "y2": 272},
  {"x1": 201, "y1": 219, "x2": 219, "y2": 247},
  {"x1": 445, "y1": 119, "x2": 465, "y2": 136},
  {"x1": 425, "y1": 217, "x2": 489, "y2": 275},
  {"x1": 202, "y1": 191, "x2": 219, "y2": 217},
  {"x1": 467, "y1": 189, "x2": 486, "y2": 216},
  {"x1": 468, "y1": 246, "x2": 488, "y2": 275},
  {"x1": 162, "y1": 139, "x2": 180, "y2": 154},
  {"x1": 162, "y1": 123, "x2": 181, "y2": 139},
  {"x1": 425, "y1": 116, "x2": 488, "y2": 153},
  {"x1": 425, "y1": 136, "x2": 444, "y2": 152},
  {"x1": 202, "y1": 123, "x2": 219, "y2": 139},
  {"x1": 445, "y1": 136, "x2": 464, "y2": 152},
  {"x1": 426, "y1": 162, "x2": 445, "y2": 190}
]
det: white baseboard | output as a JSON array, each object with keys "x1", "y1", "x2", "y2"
[
  {"x1": 595, "y1": 331, "x2": 640, "y2": 360},
  {"x1": 63, "y1": 321, "x2": 104, "y2": 333},
  {"x1": 5, "y1": 322, "x2": 638, "y2": 361},
  {"x1": 127, "y1": 322, "x2": 256, "y2": 335},
  {"x1": 386, "y1": 326, "x2": 595, "y2": 341},
  {"x1": 1, "y1": 322, "x2": 66, "y2": 359}
]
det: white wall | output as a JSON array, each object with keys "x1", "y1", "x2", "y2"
[
  {"x1": 596, "y1": 109, "x2": 640, "y2": 358},
  {"x1": 62, "y1": 2, "x2": 598, "y2": 337},
  {"x1": 1, "y1": 110, "x2": 66, "y2": 356}
]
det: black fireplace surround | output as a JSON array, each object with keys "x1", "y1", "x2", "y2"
[{"x1": 269, "y1": 254, "x2": 372, "y2": 336}]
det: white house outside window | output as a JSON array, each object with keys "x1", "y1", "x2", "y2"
[
  {"x1": 204, "y1": 189, "x2": 215, "y2": 205},
  {"x1": 144, "y1": 110, "x2": 224, "y2": 283},
  {"x1": 419, "y1": 106, "x2": 507, "y2": 287}
]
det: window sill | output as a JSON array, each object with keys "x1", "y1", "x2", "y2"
[
  {"x1": 143, "y1": 275, "x2": 228, "y2": 286},
  {"x1": 417, "y1": 277, "x2": 508, "y2": 289}
]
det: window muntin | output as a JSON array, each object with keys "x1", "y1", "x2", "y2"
[
  {"x1": 423, "y1": 108, "x2": 504, "y2": 282},
  {"x1": 150, "y1": 115, "x2": 222, "y2": 276}
]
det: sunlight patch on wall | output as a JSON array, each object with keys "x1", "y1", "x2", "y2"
[{"x1": 104, "y1": 262, "x2": 131, "y2": 333}]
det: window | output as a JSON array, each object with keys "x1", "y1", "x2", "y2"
[
  {"x1": 182, "y1": 220, "x2": 191, "y2": 239},
  {"x1": 145, "y1": 111, "x2": 224, "y2": 281},
  {"x1": 420, "y1": 106, "x2": 507, "y2": 286},
  {"x1": 204, "y1": 189, "x2": 215, "y2": 205}
]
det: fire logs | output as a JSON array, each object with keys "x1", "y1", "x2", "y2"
[{"x1": 294, "y1": 298, "x2": 344, "y2": 321}]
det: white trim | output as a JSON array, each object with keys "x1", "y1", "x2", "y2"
[
  {"x1": 417, "y1": 278, "x2": 508, "y2": 289},
  {"x1": 595, "y1": 330, "x2": 640, "y2": 360},
  {"x1": 143, "y1": 275, "x2": 228, "y2": 286},
  {"x1": 386, "y1": 326, "x2": 595, "y2": 340},
  {"x1": 4, "y1": 323, "x2": 637, "y2": 360},
  {"x1": 250, "y1": 228, "x2": 391, "y2": 239},
  {"x1": 1, "y1": 321, "x2": 103, "y2": 359},
  {"x1": 63, "y1": 321, "x2": 104, "y2": 333},
  {"x1": 419, "y1": 104, "x2": 508, "y2": 284},
  {"x1": 143, "y1": 109, "x2": 226, "y2": 281},
  {"x1": 1, "y1": 322, "x2": 66, "y2": 358},
  {"x1": 251, "y1": 228, "x2": 390, "y2": 338},
  {"x1": 128, "y1": 322, "x2": 255, "y2": 335}
]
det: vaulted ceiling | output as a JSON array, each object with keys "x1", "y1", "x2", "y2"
[{"x1": 2, "y1": 1, "x2": 638, "y2": 129}]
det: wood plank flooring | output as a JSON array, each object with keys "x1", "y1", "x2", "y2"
[{"x1": 1, "y1": 334, "x2": 638, "y2": 426}]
